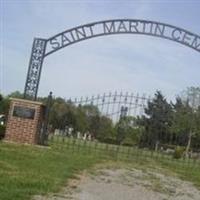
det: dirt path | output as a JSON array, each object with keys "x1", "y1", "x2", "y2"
[{"x1": 34, "y1": 166, "x2": 200, "y2": 200}]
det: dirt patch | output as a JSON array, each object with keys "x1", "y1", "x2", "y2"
[{"x1": 33, "y1": 166, "x2": 200, "y2": 200}]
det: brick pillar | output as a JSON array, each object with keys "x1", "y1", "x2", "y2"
[{"x1": 5, "y1": 98, "x2": 45, "y2": 144}]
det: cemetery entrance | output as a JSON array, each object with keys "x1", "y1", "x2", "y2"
[{"x1": 5, "y1": 19, "x2": 200, "y2": 164}]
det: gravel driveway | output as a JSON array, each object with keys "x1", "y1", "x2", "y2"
[{"x1": 34, "y1": 166, "x2": 200, "y2": 200}]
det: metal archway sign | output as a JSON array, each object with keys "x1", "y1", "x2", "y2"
[{"x1": 24, "y1": 19, "x2": 200, "y2": 100}]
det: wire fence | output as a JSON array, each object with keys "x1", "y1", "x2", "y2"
[
  {"x1": 49, "y1": 135, "x2": 200, "y2": 173},
  {"x1": 47, "y1": 91, "x2": 200, "y2": 172}
]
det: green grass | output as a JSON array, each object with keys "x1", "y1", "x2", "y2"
[
  {"x1": 51, "y1": 136, "x2": 200, "y2": 188},
  {"x1": 0, "y1": 138, "x2": 200, "y2": 200},
  {"x1": 0, "y1": 141, "x2": 102, "y2": 200}
]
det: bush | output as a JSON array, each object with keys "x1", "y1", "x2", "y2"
[
  {"x1": 100, "y1": 137, "x2": 117, "y2": 145},
  {"x1": 0, "y1": 125, "x2": 6, "y2": 139},
  {"x1": 173, "y1": 146, "x2": 185, "y2": 159}
]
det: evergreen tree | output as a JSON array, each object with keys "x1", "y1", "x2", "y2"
[{"x1": 140, "y1": 91, "x2": 172, "y2": 149}]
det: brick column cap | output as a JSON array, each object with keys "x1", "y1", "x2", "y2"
[{"x1": 10, "y1": 98, "x2": 44, "y2": 106}]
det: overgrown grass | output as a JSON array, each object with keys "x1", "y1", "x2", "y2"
[{"x1": 0, "y1": 141, "x2": 101, "y2": 200}]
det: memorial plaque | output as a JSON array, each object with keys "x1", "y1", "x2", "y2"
[{"x1": 13, "y1": 106, "x2": 35, "y2": 119}]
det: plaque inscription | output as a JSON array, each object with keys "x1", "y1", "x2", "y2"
[{"x1": 13, "y1": 106, "x2": 35, "y2": 119}]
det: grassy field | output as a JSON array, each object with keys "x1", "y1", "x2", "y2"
[
  {"x1": 0, "y1": 141, "x2": 101, "y2": 200},
  {"x1": 0, "y1": 139, "x2": 200, "y2": 200}
]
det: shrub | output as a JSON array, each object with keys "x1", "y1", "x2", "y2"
[
  {"x1": 101, "y1": 137, "x2": 117, "y2": 145},
  {"x1": 173, "y1": 146, "x2": 185, "y2": 159},
  {"x1": 0, "y1": 125, "x2": 6, "y2": 139}
]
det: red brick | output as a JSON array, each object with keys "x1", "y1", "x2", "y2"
[{"x1": 5, "y1": 98, "x2": 45, "y2": 145}]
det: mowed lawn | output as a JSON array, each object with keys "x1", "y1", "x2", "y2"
[{"x1": 0, "y1": 142, "x2": 101, "y2": 200}]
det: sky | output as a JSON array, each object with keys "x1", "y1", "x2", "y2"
[{"x1": 0, "y1": 0, "x2": 200, "y2": 101}]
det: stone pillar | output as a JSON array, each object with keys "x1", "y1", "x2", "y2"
[{"x1": 5, "y1": 98, "x2": 45, "y2": 144}]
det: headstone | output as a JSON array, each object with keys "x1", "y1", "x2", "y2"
[
  {"x1": 54, "y1": 129, "x2": 60, "y2": 135},
  {"x1": 77, "y1": 131, "x2": 81, "y2": 139}
]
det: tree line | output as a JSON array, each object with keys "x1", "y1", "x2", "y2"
[{"x1": 0, "y1": 87, "x2": 200, "y2": 154}]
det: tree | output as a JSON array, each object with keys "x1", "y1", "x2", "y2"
[
  {"x1": 171, "y1": 98, "x2": 192, "y2": 147},
  {"x1": 181, "y1": 87, "x2": 200, "y2": 110},
  {"x1": 0, "y1": 94, "x2": 10, "y2": 118},
  {"x1": 82, "y1": 105, "x2": 100, "y2": 136},
  {"x1": 8, "y1": 91, "x2": 24, "y2": 99},
  {"x1": 140, "y1": 91, "x2": 173, "y2": 150},
  {"x1": 190, "y1": 106, "x2": 200, "y2": 150},
  {"x1": 178, "y1": 87, "x2": 200, "y2": 154},
  {"x1": 115, "y1": 116, "x2": 141, "y2": 146},
  {"x1": 95, "y1": 116, "x2": 115, "y2": 143},
  {"x1": 74, "y1": 105, "x2": 89, "y2": 133},
  {"x1": 49, "y1": 97, "x2": 76, "y2": 131},
  {"x1": 0, "y1": 91, "x2": 23, "y2": 117}
]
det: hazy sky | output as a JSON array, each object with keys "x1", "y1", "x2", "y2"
[{"x1": 1, "y1": 0, "x2": 200, "y2": 100}]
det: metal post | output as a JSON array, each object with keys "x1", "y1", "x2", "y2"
[
  {"x1": 40, "y1": 91, "x2": 53, "y2": 145},
  {"x1": 24, "y1": 38, "x2": 46, "y2": 100}
]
